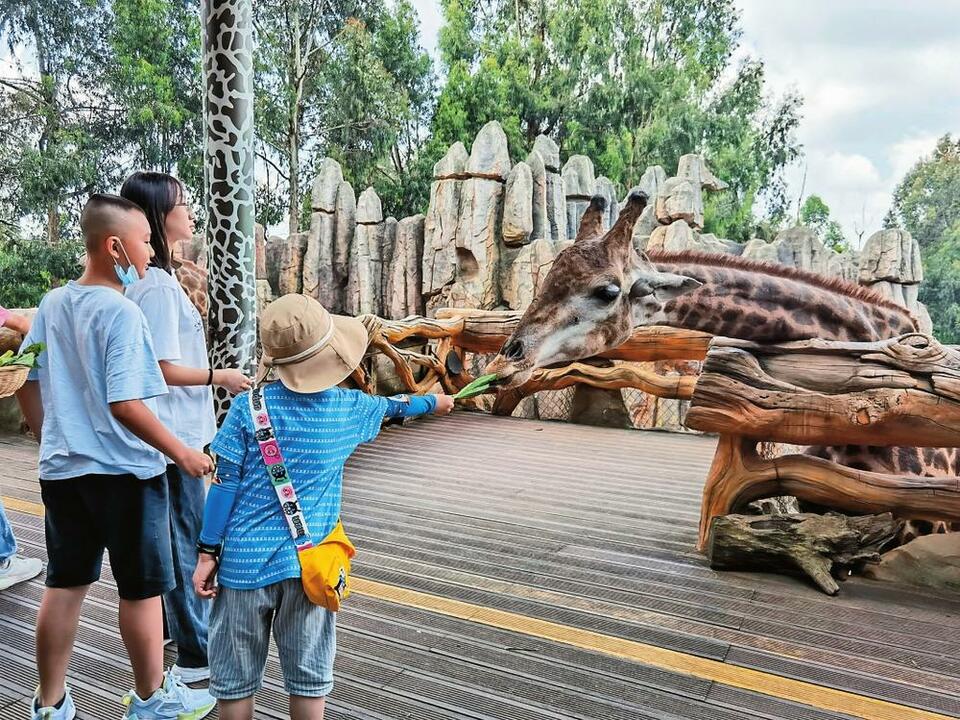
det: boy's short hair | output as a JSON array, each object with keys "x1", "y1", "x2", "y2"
[{"x1": 80, "y1": 193, "x2": 146, "y2": 252}]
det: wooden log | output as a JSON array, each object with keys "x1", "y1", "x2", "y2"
[
  {"x1": 491, "y1": 361, "x2": 697, "y2": 416},
  {"x1": 696, "y1": 435, "x2": 960, "y2": 551},
  {"x1": 707, "y1": 512, "x2": 902, "y2": 595},
  {"x1": 685, "y1": 333, "x2": 960, "y2": 447}
]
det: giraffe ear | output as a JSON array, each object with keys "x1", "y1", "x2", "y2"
[{"x1": 630, "y1": 272, "x2": 701, "y2": 301}]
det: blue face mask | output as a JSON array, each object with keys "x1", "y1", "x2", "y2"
[{"x1": 113, "y1": 240, "x2": 140, "y2": 288}]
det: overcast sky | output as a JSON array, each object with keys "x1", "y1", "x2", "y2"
[{"x1": 409, "y1": 0, "x2": 960, "y2": 246}]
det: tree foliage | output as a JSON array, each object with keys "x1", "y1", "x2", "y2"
[
  {"x1": 887, "y1": 135, "x2": 960, "y2": 343},
  {"x1": 430, "y1": 0, "x2": 802, "y2": 241},
  {"x1": 799, "y1": 194, "x2": 847, "y2": 253}
]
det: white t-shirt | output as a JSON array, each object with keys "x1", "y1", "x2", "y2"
[{"x1": 126, "y1": 266, "x2": 217, "y2": 452}]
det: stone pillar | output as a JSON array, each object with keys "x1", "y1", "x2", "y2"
[
  {"x1": 532, "y1": 135, "x2": 566, "y2": 243},
  {"x1": 502, "y1": 161, "x2": 534, "y2": 246},
  {"x1": 278, "y1": 232, "x2": 307, "y2": 296},
  {"x1": 304, "y1": 158, "x2": 343, "y2": 308},
  {"x1": 422, "y1": 142, "x2": 468, "y2": 313},
  {"x1": 387, "y1": 215, "x2": 426, "y2": 319},
  {"x1": 562, "y1": 155, "x2": 596, "y2": 235},
  {"x1": 346, "y1": 187, "x2": 384, "y2": 316},
  {"x1": 449, "y1": 120, "x2": 511, "y2": 308}
]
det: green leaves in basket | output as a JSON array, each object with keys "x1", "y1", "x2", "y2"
[
  {"x1": 0, "y1": 342, "x2": 45, "y2": 369},
  {"x1": 453, "y1": 373, "x2": 499, "y2": 400}
]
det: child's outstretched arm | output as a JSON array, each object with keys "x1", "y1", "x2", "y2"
[{"x1": 384, "y1": 394, "x2": 454, "y2": 419}]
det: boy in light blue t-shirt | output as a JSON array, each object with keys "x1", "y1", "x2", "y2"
[{"x1": 17, "y1": 194, "x2": 216, "y2": 720}]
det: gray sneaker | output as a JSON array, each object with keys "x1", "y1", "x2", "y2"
[
  {"x1": 0, "y1": 555, "x2": 42, "y2": 591},
  {"x1": 121, "y1": 671, "x2": 215, "y2": 719}
]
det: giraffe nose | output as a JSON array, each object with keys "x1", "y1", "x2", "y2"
[{"x1": 502, "y1": 338, "x2": 524, "y2": 361}]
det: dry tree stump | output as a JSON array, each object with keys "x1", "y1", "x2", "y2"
[{"x1": 707, "y1": 512, "x2": 902, "y2": 595}]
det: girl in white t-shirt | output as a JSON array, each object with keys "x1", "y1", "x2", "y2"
[{"x1": 121, "y1": 171, "x2": 251, "y2": 683}]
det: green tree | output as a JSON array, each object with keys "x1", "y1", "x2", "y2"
[
  {"x1": 253, "y1": 0, "x2": 433, "y2": 231},
  {"x1": 0, "y1": 0, "x2": 115, "y2": 243},
  {"x1": 799, "y1": 194, "x2": 848, "y2": 253},
  {"x1": 107, "y1": 0, "x2": 204, "y2": 202},
  {"x1": 430, "y1": 0, "x2": 802, "y2": 242},
  {"x1": 887, "y1": 135, "x2": 960, "y2": 343}
]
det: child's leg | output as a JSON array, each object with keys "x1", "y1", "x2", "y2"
[
  {"x1": 118, "y1": 595, "x2": 165, "y2": 699},
  {"x1": 290, "y1": 695, "x2": 325, "y2": 720},
  {"x1": 35, "y1": 585, "x2": 88, "y2": 707},
  {"x1": 273, "y1": 580, "x2": 335, "y2": 718},
  {"x1": 217, "y1": 697, "x2": 255, "y2": 720}
]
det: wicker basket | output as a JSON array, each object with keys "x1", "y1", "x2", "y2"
[{"x1": 0, "y1": 365, "x2": 30, "y2": 399}]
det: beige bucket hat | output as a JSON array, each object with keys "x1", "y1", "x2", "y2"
[{"x1": 256, "y1": 294, "x2": 368, "y2": 393}]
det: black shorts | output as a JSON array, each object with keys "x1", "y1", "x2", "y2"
[{"x1": 40, "y1": 472, "x2": 176, "y2": 600}]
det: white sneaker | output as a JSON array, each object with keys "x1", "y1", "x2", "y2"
[
  {"x1": 121, "y1": 670, "x2": 215, "y2": 719},
  {"x1": 0, "y1": 555, "x2": 42, "y2": 591},
  {"x1": 171, "y1": 664, "x2": 210, "y2": 683},
  {"x1": 31, "y1": 685, "x2": 76, "y2": 719}
]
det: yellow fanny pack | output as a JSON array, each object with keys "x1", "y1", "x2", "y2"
[
  {"x1": 298, "y1": 519, "x2": 356, "y2": 611},
  {"x1": 249, "y1": 386, "x2": 355, "y2": 612}
]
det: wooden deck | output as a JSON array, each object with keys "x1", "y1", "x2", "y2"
[{"x1": 1, "y1": 412, "x2": 960, "y2": 719}]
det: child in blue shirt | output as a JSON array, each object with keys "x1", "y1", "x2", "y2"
[
  {"x1": 192, "y1": 294, "x2": 453, "y2": 720},
  {"x1": 17, "y1": 194, "x2": 216, "y2": 720}
]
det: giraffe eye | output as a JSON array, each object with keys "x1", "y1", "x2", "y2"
[{"x1": 592, "y1": 283, "x2": 621, "y2": 303}]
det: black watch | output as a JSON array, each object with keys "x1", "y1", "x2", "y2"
[{"x1": 196, "y1": 540, "x2": 221, "y2": 559}]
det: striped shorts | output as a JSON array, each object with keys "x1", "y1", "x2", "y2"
[{"x1": 208, "y1": 578, "x2": 336, "y2": 699}]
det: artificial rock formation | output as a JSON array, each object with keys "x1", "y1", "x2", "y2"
[{"x1": 346, "y1": 187, "x2": 385, "y2": 316}]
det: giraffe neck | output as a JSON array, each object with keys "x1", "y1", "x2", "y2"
[{"x1": 645, "y1": 251, "x2": 917, "y2": 343}]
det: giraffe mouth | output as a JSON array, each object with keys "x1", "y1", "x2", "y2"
[{"x1": 484, "y1": 355, "x2": 534, "y2": 389}]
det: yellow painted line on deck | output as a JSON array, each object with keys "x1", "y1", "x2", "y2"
[
  {"x1": 4, "y1": 496, "x2": 952, "y2": 720},
  {"x1": 1, "y1": 495, "x2": 43, "y2": 516}
]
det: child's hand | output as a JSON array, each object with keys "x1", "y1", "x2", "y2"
[
  {"x1": 176, "y1": 447, "x2": 215, "y2": 478},
  {"x1": 193, "y1": 554, "x2": 219, "y2": 598},
  {"x1": 213, "y1": 368, "x2": 253, "y2": 394},
  {"x1": 433, "y1": 394, "x2": 455, "y2": 416}
]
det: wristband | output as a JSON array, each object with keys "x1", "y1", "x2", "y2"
[
  {"x1": 196, "y1": 539, "x2": 221, "y2": 558},
  {"x1": 207, "y1": 368, "x2": 214, "y2": 386}
]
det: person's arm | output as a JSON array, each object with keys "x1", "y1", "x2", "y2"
[
  {"x1": 158, "y1": 361, "x2": 251, "y2": 394},
  {"x1": 198, "y1": 458, "x2": 240, "y2": 548},
  {"x1": 384, "y1": 394, "x2": 454, "y2": 418},
  {"x1": 109, "y1": 399, "x2": 212, "y2": 477},
  {"x1": 15, "y1": 381, "x2": 43, "y2": 442},
  {"x1": 1, "y1": 312, "x2": 30, "y2": 336}
]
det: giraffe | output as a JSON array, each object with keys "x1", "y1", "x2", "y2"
[
  {"x1": 202, "y1": 0, "x2": 258, "y2": 419},
  {"x1": 487, "y1": 192, "x2": 957, "y2": 541},
  {"x1": 173, "y1": 256, "x2": 208, "y2": 321}
]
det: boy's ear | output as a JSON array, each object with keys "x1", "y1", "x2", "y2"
[{"x1": 104, "y1": 234, "x2": 121, "y2": 260}]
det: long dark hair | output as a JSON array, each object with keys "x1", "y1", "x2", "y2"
[{"x1": 119, "y1": 171, "x2": 184, "y2": 272}]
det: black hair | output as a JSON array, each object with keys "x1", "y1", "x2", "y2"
[
  {"x1": 119, "y1": 171, "x2": 184, "y2": 272},
  {"x1": 80, "y1": 194, "x2": 146, "y2": 252}
]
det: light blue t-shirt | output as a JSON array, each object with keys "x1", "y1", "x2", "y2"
[
  {"x1": 23, "y1": 282, "x2": 169, "y2": 480},
  {"x1": 210, "y1": 383, "x2": 387, "y2": 589},
  {"x1": 125, "y1": 267, "x2": 217, "y2": 453}
]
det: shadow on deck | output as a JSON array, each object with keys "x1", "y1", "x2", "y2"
[{"x1": 1, "y1": 412, "x2": 959, "y2": 719}]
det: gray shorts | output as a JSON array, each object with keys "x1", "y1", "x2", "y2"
[{"x1": 209, "y1": 578, "x2": 336, "y2": 699}]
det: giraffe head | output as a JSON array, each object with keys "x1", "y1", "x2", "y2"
[{"x1": 487, "y1": 192, "x2": 701, "y2": 387}]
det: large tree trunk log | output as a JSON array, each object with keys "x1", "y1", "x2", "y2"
[
  {"x1": 707, "y1": 512, "x2": 902, "y2": 595},
  {"x1": 695, "y1": 435, "x2": 960, "y2": 551},
  {"x1": 435, "y1": 309, "x2": 712, "y2": 361},
  {"x1": 685, "y1": 333, "x2": 960, "y2": 447}
]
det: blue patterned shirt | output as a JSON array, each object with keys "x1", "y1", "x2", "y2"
[{"x1": 208, "y1": 383, "x2": 389, "y2": 589}]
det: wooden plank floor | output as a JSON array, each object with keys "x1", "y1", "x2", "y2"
[{"x1": 2, "y1": 412, "x2": 960, "y2": 719}]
